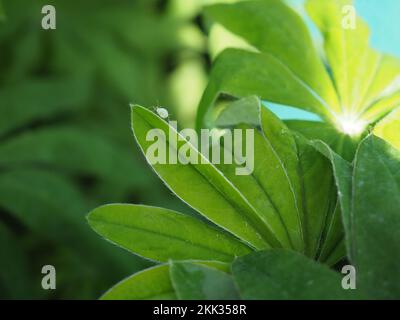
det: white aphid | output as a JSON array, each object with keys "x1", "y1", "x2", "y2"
[{"x1": 156, "y1": 107, "x2": 169, "y2": 119}]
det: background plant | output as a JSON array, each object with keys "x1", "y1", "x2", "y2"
[{"x1": 0, "y1": 0, "x2": 211, "y2": 299}]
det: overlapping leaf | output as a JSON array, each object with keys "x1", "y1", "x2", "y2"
[
  {"x1": 314, "y1": 136, "x2": 400, "y2": 299},
  {"x1": 197, "y1": 0, "x2": 400, "y2": 152},
  {"x1": 214, "y1": 97, "x2": 343, "y2": 260},
  {"x1": 101, "y1": 264, "x2": 176, "y2": 300},
  {"x1": 101, "y1": 260, "x2": 231, "y2": 300},
  {"x1": 131, "y1": 104, "x2": 271, "y2": 249},
  {"x1": 93, "y1": 103, "x2": 342, "y2": 265}
]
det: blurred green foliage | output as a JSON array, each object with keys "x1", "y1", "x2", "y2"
[{"x1": 0, "y1": 0, "x2": 208, "y2": 299}]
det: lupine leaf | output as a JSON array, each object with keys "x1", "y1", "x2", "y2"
[
  {"x1": 101, "y1": 264, "x2": 176, "y2": 300},
  {"x1": 306, "y1": 0, "x2": 380, "y2": 114},
  {"x1": 351, "y1": 136, "x2": 400, "y2": 299},
  {"x1": 260, "y1": 107, "x2": 337, "y2": 258},
  {"x1": 198, "y1": 0, "x2": 400, "y2": 150},
  {"x1": 311, "y1": 140, "x2": 354, "y2": 259},
  {"x1": 373, "y1": 107, "x2": 400, "y2": 150},
  {"x1": 131, "y1": 104, "x2": 272, "y2": 249},
  {"x1": 88, "y1": 204, "x2": 252, "y2": 263},
  {"x1": 196, "y1": 48, "x2": 335, "y2": 129},
  {"x1": 232, "y1": 250, "x2": 364, "y2": 299},
  {"x1": 205, "y1": 0, "x2": 340, "y2": 111},
  {"x1": 101, "y1": 260, "x2": 230, "y2": 300}
]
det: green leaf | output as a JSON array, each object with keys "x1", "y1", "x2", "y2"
[
  {"x1": 101, "y1": 264, "x2": 176, "y2": 300},
  {"x1": 310, "y1": 140, "x2": 353, "y2": 260},
  {"x1": 205, "y1": 0, "x2": 339, "y2": 111},
  {"x1": 351, "y1": 136, "x2": 400, "y2": 299},
  {"x1": 170, "y1": 261, "x2": 239, "y2": 300},
  {"x1": 363, "y1": 92, "x2": 400, "y2": 123},
  {"x1": 258, "y1": 108, "x2": 304, "y2": 251},
  {"x1": 314, "y1": 136, "x2": 400, "y2": 298},
  {"x1": 232, "y1": 250, "x2": 363, "y2": 300},
  {"x1": 131, "y1": 104, "x2": 272, "y2": 249},
  {"x1": 215, "y1": 124, "x2": 295, "y2": 250},
  {"x1": 360, "y1": 54, "x2": 400, "y2": 113},
  {"x1": 260, "y1": 107, "x2": 337, "y2": 258},
  {"x1": 306, "y1": 0, "x2": 380, "y2": 114},
  {"x1": 286, "y1": 120, "x2": 360, "y2": 161},
  {"x1": 87, "y1": 204, "x2": 252, "y2": 263},
  {"x1": 215, "y1": 103, "x2": 342, "y2": 258},
  {"x1": 196, "y1": 48, "x2": 335, "y2": 129},
  {"x1": 199, "y1": 0, "x2": 400, "y2": 141},
  {"x1": 373, "y1": 107, "x2": 400, "y2": 150}
]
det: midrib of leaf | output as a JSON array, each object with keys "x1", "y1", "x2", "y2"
[
  {"x1": 295, "y1": 145, "x2": 310, "y2": 255},
  {"x1": 89, "y1": 217, "x2": 238, "y2": 262},
  {"x1": 221, "y1": 142, "x2": 293, "y2": 249},
  {"x1": 247, "y1": 167, "x2": 293, "y2": 249},
  {"x1": 132, "y1": 106, "x2": 275, "y2": 249},
  {"x1": 342, "y1": 29, "x2": 349, "y2": 113},
  {"x1": 350, "y1": 139, "x2": 361, "y2": 262},
  {"x1": 259, "y1": 119, "x2": 304, "y2": 253}
]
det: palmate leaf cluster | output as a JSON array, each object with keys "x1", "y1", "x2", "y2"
[
  {"x1": 88, "y1": 0, "x2": 400, "y2": 300},
  {"x1": 0, "y1": 0, "x2": 206, "y2": 299}
]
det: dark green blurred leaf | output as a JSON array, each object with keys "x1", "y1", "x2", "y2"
[
  {"x1": 0, "y1": 222, "x2": 34, "y2": 299},
  {"x1": 0, "y1": 78, "x2": 90, "y2": 137},
  {"x1": 0, "y1": 126, "x2": 148, "y2": 188}
]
